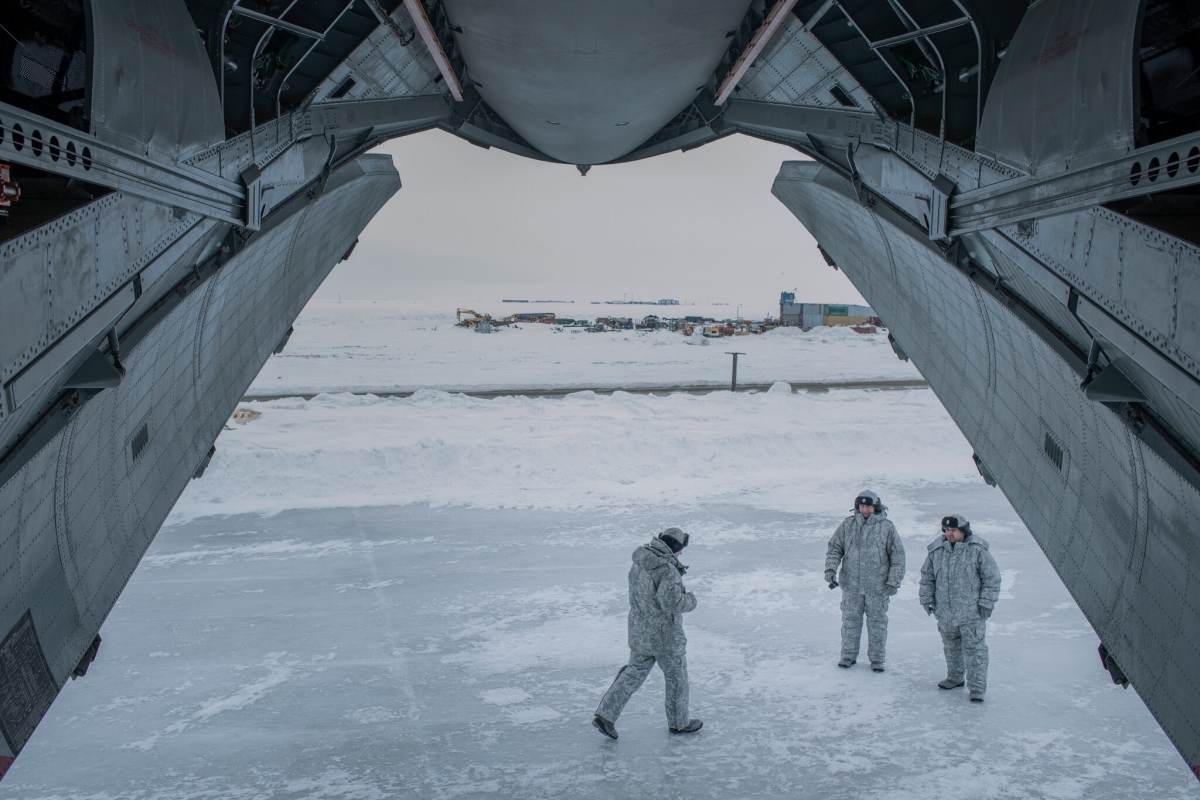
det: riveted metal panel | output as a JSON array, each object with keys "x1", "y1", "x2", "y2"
[
  {"x1": 853, "y1": 146, "x2": 932, "y2": 224},
  {"x1": 313, "y1": 1, "x2": 440, "y2": 103},
  {"x1": 0, "y1": 612, "x2": 56, "y2": 756},
  {"x1": 1008, "y1": 208, "x2": 1200, "y2": 387},
  {"x1": 976, "y1": 0, "x2": 1140, "y2": 175},
  {"x1": 739, "y1": 15, "x2": 873, "y2": 111},
  {"x1": 0, "y1": 194, "x2": 198, "y2": 388},
  {"x1": 9, "y1": 284, "x2": 136, "y2": 411},
  {"x1": 88, "y1": 0, "x2": 224, "y2": 162},
  {"x1": 0, "y1": 246, "x2": 50, "y2": 381},
  {"x1": 0, "y1": 155, "x2": 399, "y2": 768}
]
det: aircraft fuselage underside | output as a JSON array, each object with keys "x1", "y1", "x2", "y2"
[{"x1": 2, "y1": 0, "x2": 1200, "y2": 783}]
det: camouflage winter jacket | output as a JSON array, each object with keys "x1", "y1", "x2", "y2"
[
  {"x1": 627, "y1": 538, "x2": 697, "y2": 654},
  {"x1": 824, "y1": 510, "x2": 906, "y2": 595},
  {"x1": 919, "y1": 533, "x2": 1002, "y2": 625}
]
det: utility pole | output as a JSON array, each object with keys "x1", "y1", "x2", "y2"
[{"x1": 726, "y1": 351, "x2": 745, "y2": 392}]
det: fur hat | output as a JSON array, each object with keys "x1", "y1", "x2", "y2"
[
  {"x1": 853, "y1": 489, "x2": 883, "y2": 512},
  {"x1": 658, "y1": 527, "x2": 689, "y2": 553},
  {"x1": 940, "y1": 514, "x2": 972, "y2": 536}
]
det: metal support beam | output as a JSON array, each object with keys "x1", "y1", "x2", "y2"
[
  {"x1": 0, "y1": 96, "x2": 451, "y2": 231},
  {"x1": 724, "y1": 100, "x2": 886, "y2": 145},
  {"x1": 715, "y1": 0, "x2": 802, "y2": 106},
  {"x1": 307, "y1": 94, "x2": 451, "y2": 134},
  {"x1": 402, "y1": 0, "x2": 463, "y2": 102},
  {"x1": 951, "y1": 131, "x2": 1200, "y2": 234},
  {"x1": 231, "y1": 6, "x2": 325, "y2": 40},
  {"x1": 802, "y1": 0, "x2": 838, "y2": 31},
  {"x1": 0, "y1": 102, "x2": 245, "y2": 223},
  {"x1": 275, "y1": 0, "x2": 358, "y2": 118},
  {"x1": 868, "y1": 17, "x2": 970, "y2": 50}
]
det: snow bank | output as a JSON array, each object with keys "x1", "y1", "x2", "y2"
[{"x1": 171, "y1": 386, "x2": 977, "y2": 523}]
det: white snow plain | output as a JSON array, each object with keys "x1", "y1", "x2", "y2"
[
  {"x1": 247, "y1": 299, "x2": 921, "y2": 396},
  {"x1": 4, "y1": 301, "x2": 1198, "y2": 799}
]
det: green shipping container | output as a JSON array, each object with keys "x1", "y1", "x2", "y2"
[{"x1": 825, "y1": 304, "x2": 849, "y2": 316}]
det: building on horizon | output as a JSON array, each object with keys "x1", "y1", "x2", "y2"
[{"x1": 779, "y1": 292, "x2": 876, "y2": 328}]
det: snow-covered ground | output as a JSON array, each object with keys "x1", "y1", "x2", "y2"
[
  {"x1": 172, "y1": 385, "x2": 970, "y2": 522},
  {"x1": 248, "y1": 300, "x2": 921, "y2": 396},
  {"x1": 4, "y1": 302, "x2": 1197, "y2": 798}
]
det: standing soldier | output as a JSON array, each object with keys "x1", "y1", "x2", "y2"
[
  {"x1": 919, "y1": 514, "x2": 1002, "y2": 702},
  {"x1": 824, "y1": 490, "x2": 906, "y2": 672},
  {"x1": 593, "y1": 528, "x2": 702, "y2": 739}
]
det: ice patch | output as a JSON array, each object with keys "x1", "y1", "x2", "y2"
[
  {"x1": 1000, "y1": 569, "x2": 1020, "y2": 600},
  {"x1": 507, "y1": 706, "x2": 561, "y2": 724},
  {"x1": 334, "y1": 579, "x2": 404, "y2": 593},
  {"x1": 194, "y1": 654, "x2": 294, "y2": 720},
  {"x1": 143, "y1": 537, "x2": 431, "y2": 566},
  {"x1": 345, "y1": 707, "x2": 402, "y2": 724},
  {"x1": 480, "y1": 688, "x2": 531, "y2": 706},
  {"x1": 699, "y1": 568, "x2": 812, "y2": 616}
]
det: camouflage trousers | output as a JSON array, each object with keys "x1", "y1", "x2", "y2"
[
  {"x1": 595, "y1": 649, "x2": 690, "y2": 730},
  {"x1": 841, "y1": 592, "x2": 891, "y2": 664},
  {"x1": 939, "y1": 619, "x2": 989, "y2": 693}
]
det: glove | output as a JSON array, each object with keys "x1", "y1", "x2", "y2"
[
  {"x1": 825, "y1": 570, "x2": 838, "y2": 590},
  {"x1": 886, "y1": 585, "x2": 899, "y2": 597},
  {"x1": 924, "y1": 604, "x2": 935, "y2": 616},
  {"x1": 978, "y1": 605, "x2": 992, "y2": 619}
]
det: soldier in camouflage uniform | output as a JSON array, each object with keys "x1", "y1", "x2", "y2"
[
  {"x1": 825, "y1": 490, "x2": 906, "y2": 671},
  {"x1": 593, "y1": 528, "x2": 702, "y2": 739},
  {"x1": 919, "y1": 513, "x2": 1002, "y2": 702}
]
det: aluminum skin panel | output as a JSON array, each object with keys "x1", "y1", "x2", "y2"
[
  {"x1": 0, "y1": 195, "x2": 198, "y2": 383},
  {"x1": 312, "y1": 2, "x2": 442, "y2": 103},
  {"x1": 975, "y1": 0, "x2": 1140, "y2": 176},
  {"x1": 439, "y1": 0, "x2": 751, "y2": 165},
  {"x1": 1003, "y1": 209, "x2": 1200, "y2": 386},
  {"x1": 0, "y1": 195, "x2": 209, "y2": 455},
  {"x1": 737, "y1": 14, "x2": 874, "y2": 111},
  {"x1": 773, "y1": 161, "x2": 1200, "y2": 774},
  {"x1": 853, "y1": 145, "x2": 935, "y2": 226},
  {"x1": 89, "y1": 0, "x2": 224, "y2": 162},
  {"x1": 0, "y1": 154, "x2": 399, "y2": 763},
  {"x1": 995, "y1": 209, "x2": 1200, "y2": 465}
]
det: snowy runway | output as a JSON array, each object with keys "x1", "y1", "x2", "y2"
[
  {"x1": 5, "y1": 385, "x2": 1197, "y2": 798},
  {"x1": 5, "y1": 500, "x2": 1193, "y2": 798}
]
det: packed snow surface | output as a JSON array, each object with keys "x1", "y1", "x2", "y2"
[
  {"x1": 5, "y1": 302, "x2": 1196, "y2": 798},
  {"x1": 172, "y1": 386, "x2": 972, "y2": 522},
  {"x1": 248, "y1": 300, "x2": 920, "y2": 395}
]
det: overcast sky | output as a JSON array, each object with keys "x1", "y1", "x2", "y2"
[{"x1": 315, "y1": 129, "x2": 867, "y2": 310}]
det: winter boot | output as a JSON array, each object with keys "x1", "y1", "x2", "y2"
[
  {"x1": 837, "y1": 658, "x2": 856, "y2": 668},
  {"x1": 592, "y1": 715, "x2": 618, "y2": 740},
  {"x1": 938, "y1": 678, "x2": 965, "y2": 690},
  {"x1": 969, "y1": 690, "x2": 985, "y2": 703},
  {"x1": 871, "y1": 663, "x2": 885, "y2": 673},
  {"x1": 669, "y1": 719, "x2": 704, "y2": 734}
]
